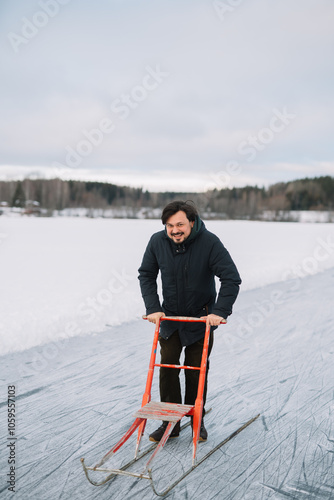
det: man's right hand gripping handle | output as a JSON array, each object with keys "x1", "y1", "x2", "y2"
[{"x1": 145, "y1": 312, "x2": 165, "y2": 324}]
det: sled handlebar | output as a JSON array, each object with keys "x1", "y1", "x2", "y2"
[{"x1": 142, "y1": 315, "x2": 226, "y2": 324}]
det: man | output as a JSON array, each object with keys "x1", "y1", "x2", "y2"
[{"x1": 138, "y1": 200, "x2": 241, "y2": 442}]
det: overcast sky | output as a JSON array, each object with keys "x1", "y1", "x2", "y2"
[{"x1": 1, "y1": 0, "x2": 333, "y2": 191}]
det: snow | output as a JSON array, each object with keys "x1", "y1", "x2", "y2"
[
  {"x1": 261, "y1": 210, "x2": 334, "y2": 223},
  {"x1": 1, "y1": 217, "x2": 334, "y2": 499},
  {"x1": 1, "y1": 217, "x2": 334, "y2": 355}
]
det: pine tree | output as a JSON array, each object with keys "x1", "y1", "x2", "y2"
[{"x1": 11, "y1": 181, "x2": 26, "y2": 207}]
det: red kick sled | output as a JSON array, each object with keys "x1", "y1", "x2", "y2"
[{"x1": 81, "y1": 316, "x2": 259, "y2": 496}]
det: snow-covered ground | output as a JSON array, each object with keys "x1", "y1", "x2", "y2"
[
  {"x1": 1, "y1": 217, "x2": 334, "y2": 499},
  {"x1": 1, "y1": 217, "x2": 334, "y2": 355}
]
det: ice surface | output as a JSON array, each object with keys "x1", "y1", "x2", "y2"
[{"x1": 1, "y1": 217, "x2": 334, "y2": 499}]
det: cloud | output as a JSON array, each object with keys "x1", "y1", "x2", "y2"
[{"x1": 0, "y1": 0, "x2": 333, "y2": 189}]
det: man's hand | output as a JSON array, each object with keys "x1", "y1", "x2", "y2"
[
  {"x1": 146, "y1": 312, "x2": 165, "y2": 324},
  {"x1": 200, "y1": 314, "x2": 226, "y2": 326}
]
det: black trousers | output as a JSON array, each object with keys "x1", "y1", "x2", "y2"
[{"x1": 158, "y1": 330, "x2": 214, "y2": 413}]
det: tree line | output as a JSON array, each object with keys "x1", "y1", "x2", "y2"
[{"x1": 0, "y1": 176, "x2": 333, "y2": 218}]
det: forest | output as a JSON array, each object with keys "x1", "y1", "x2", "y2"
[{"x1": 0, "y1": 176, "x2": 333, "y2": 219}]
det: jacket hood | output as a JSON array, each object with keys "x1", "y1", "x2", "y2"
[{"x1": 186, "y1": 215, "x2": 203, "y2": 242}]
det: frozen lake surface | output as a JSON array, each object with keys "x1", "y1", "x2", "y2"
[{"x1": 1, "y1": 217, "x2": 334, "y2": 499}]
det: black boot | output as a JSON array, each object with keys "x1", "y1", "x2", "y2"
[
  {"x1": 191, "y1": 418, "x2": 208, "y2": 441},
  {"x1": 149, "y1": 420, "x2": 181, "y2": 442},
  {"x1": 199, "y1": 419, "x2": 208, "y2": 441}
]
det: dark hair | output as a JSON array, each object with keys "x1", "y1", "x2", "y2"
[{"x1": 161, "y1": 200, "x2": 198, "y2": 225}]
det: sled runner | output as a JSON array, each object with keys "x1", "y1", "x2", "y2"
[{"x1": 81, "y1": 316, "x2": 260, "y2": 496}]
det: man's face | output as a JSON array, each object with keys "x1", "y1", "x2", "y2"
[{"x1": 165, "y1": 211, "x2": 194, "y2": 244}]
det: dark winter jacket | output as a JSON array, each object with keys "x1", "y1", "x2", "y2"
[{"x1": 138, "y1": 217, "x2": 241, "y2": 346}]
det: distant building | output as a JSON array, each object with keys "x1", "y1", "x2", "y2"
[
  {"x1": 24, "y1": 200, "x2": 41, "y2": 215},
  {"x1": 0, "y1": 201, "x2": 9, "y2": 215}
]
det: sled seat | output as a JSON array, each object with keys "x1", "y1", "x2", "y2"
[{"x1": 134, "y1": 401, "x2": 193, "y2": 421}]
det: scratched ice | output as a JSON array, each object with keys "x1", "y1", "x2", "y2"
[{"x1": 0, "y1": 217, "x2": 334, "y2": 499}]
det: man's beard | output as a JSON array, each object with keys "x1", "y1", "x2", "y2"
[{"x1": 171, "y1": 232, "x2": 185, "y2": 241}]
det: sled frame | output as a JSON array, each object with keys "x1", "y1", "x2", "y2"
[{"x1": 81, "y1": 316, "x2": 225, "y2": 494}]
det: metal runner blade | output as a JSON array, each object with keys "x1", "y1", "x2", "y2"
[
  {"x1": 149, "y1": 413, "x2": 261, "y2": 496},
  {"x1": 81, "y1": 408, "x2": 212, "y2": 486}
]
